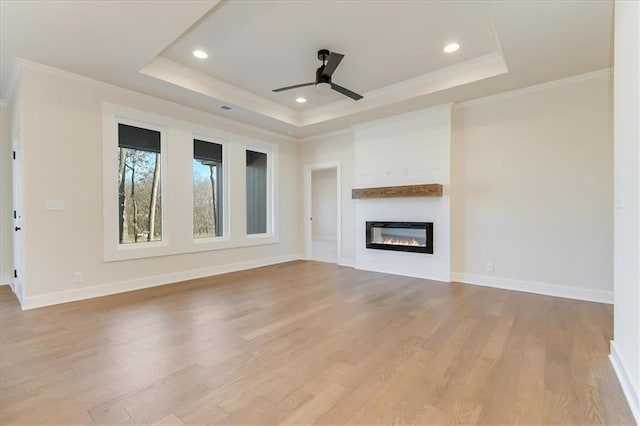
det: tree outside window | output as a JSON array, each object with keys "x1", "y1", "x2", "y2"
[
  {"x1": 193, "y1": 139, "x2": 223, "y2": 238},
  {"x1": 117, "y1": 124, "x2": 162, "y2": 244}
]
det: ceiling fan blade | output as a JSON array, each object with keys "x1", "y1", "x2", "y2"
[
  {"x1": 330, "y1": 82, "x2": 363, "y2": 101},
  {"x1": 322, "y1": 52, "x2": 344, "y2": 78},
  {"x1": 272, "y1": 82, "x2": 315, "y2": 92}
]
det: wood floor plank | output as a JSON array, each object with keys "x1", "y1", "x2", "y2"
[
  {"x1": 151, "y1": 413, "x2": 186, "y2": 426},
  {"x1": 512, "y1": 346, "x2": 546, "y2": 425},
  {"x1": 0, "y1": 261, "x2": 635, "y2": 425},
  {"x1": 281, "y1": 383, "x2": 346, "y2": 425}
]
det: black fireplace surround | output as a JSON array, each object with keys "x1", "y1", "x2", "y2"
[{"x1": 366, "y1": 221, "x2": 434, "y2": 254}]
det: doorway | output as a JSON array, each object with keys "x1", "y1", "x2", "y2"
[{"x1": 304, "y1": 162, "x2": 341, "y2": 263}]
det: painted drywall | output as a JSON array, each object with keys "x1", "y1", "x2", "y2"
[
  {"x1": 301, "y1": 72, "x2": 614, "y2": 300},
  {"x1": 612, "y1": 0, "x2": 640, "y2": 421},
  {"x1": 353, "y1": 105, "x2": 452, "y2": 282},
  {"x1": 0, "y1": 102, "x2": 12, "y2": 285},
  {"x1": 17, "y1": 65, "x2": 300, "y2": 304},
  {"x1": 451, "y1": 72, "x2": 614, "y2": 298},
  {"x1": 300, "y1": 131, "x2": 355, "y2": 265},
  {"x1": 311, "y1": 168, "x2": 337, "y2": 240}
]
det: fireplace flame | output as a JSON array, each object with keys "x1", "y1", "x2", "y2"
[{"x1": 377, "y1": 237, "x2": 422, "y2": 246}]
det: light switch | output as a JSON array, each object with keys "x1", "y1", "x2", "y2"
[{"x1": 45, "y1": 200, "x2": 65, "y2": 211}]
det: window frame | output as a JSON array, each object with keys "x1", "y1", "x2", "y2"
[
  {"x1": 103, "y1": 106, "x2": 170, "y2": 261},
  {"x1": 245, "y1": 143, "x2": 276, "y2": 240},
  {"x1": 191, "y1": 134, "x2": 230, "y2": 245},
  {"x1": 102, "y1": 103, "x2": 279, "y2": 263}
]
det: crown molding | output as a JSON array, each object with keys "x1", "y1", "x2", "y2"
[
  {"x1": 140, "y1": 57, "x2": 300, "y2": 126},
  {"x1": 15, "y1": 58, "x2": 297, "y2": 143},
  {"x1": 299, "y1": 127, "x2": 353, "y2": 144},
  {"x1": 299, "y1": 51, "x2": 507, "y2": 127},
  {"x1": 351, "y1": 103, "x2": 453, "y2": 131},
  {"x1": 300, "y1": 103, "x2": 454, "y2": 143},
  {"x1": 287, "y1": 67, "x2": 612, "y2": 142},
  {"x1": 140, "y1": 51, "x2": 507, "y2": 131},
  {"x1": 453, "y1": 68, "x2": 612, "y2": 109}
]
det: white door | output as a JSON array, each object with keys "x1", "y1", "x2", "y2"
[{"x1": 12, "y1": 132, "x2": 24, "y2": 301}]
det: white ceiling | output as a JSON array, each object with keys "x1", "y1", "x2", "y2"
[
  {"x1": 163, "y1": 0, "x2": 499, "y2": 110},
  {"x1": 0, "y1": 0, "x2": 614, "y2": 139}
]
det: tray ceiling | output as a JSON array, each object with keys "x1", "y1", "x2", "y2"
[{"x1": 1, "y1": 0, "x2": 614, "y2": 138}]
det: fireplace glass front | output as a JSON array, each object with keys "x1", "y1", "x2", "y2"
[{"x1": 366, "y1": 221, "x2": 433, "y2": 254}]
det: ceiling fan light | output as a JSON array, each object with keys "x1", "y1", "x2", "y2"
[{"x1": 316, "y1": 82, "x2": 331, "y2": 91}]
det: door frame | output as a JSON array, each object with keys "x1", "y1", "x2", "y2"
[
  {"x1": 11, "y1": 127, "x2": 24, "y2": 304},
  {"x1": 304, "y1": 161, "x2": 341, "y2": 263}
]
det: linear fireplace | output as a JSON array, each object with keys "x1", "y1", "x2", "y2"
[{"x1": 366, "y1": 221, "x2": 433, "y2": 254}]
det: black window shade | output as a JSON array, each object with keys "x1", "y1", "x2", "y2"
[
  {"x1": 194, "y1": 139, "x2": 222, "y2": 164},
  {"x1": 246, "y1": 150, "x2": 267, "y2": 167},
  {"x1": 118, "y1": 123, "x2": 160, "y2": 153}
]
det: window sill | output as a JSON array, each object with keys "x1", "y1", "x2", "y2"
[
  {"x1": 247, "y1": 233, "x2": 274, "y2": 239},
  {"x1": 104, "y1": 234, "x2": 279, "y2": 262}
]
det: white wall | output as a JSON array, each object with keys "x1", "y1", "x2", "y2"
[
  {"x1": 301, "y1": 73, "x2": 614, "y2": 301},
  {"x1": 353, "y1": 105, "x2": 452, "y2": 282},
  {"x1": 7, "y1": 59, "x2": 621, "y2": 340},
  {"x1": 612, "y1": 0, "x2": 640, "y2": 421},
  {"x1": 300, "y1": 131, "x2": 355, "y2": 266},
  {"x1": 0, "y1": 102, "x2": 13, "y2": 285},
  {"x1": 17, "y1": 65, "x2": 300, "y2": 308},
  {"x1": 451, "y1": 72, "x2": 614, "y2": 302},
  {"x1": 311, "y1": 168, "x2": 337, "y2": 240}
]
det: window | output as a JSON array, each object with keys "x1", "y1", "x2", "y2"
[
  {"x1": 246, "y1": 150, "x2": 268, "y2": 234},
  {"x1": 193, "y1": 139, "x2": 223, "y2": 238},
  {"x1": 117, "y1": 123, "x2": 162, "y2": 244},
  {"x1": 103, "y1": 103, "x2": 278, "y2": 262}
]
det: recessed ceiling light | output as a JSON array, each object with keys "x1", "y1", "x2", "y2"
[
  {"x1": 443, "y1": 43, "x2": 460, "y2": 53},
  {"x1": 296, "y1": 97, "x2": 306, "y2": 103},
  {"x1": 193, "y1": 50, "x2": 208, "y2": 59}
]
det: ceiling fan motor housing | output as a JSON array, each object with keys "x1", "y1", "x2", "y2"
[
  {"x1": 316, "y1": 66, "x2": 331, "y2": 85},
  {"x1": 317, "y1": 49, "x2": 330, "y2": 61}
]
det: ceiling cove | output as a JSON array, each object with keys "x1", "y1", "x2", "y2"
[
  {"x1": 142, "y1": 0, "x2": 507, "y2": 131},
  {"x1": 1, "y1": 0, "x2": 614, "y2": 138}
]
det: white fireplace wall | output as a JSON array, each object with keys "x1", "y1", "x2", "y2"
[{"x1": 353, "y1": 105, "x2": 452, "y2": 281}]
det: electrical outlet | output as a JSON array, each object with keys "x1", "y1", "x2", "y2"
[
  {"x1": 73, "y1": 272, "x2": 83, "y2": 283},
  {"x1": 486, "y1": 262, "x2": 494, "y2": 272}
]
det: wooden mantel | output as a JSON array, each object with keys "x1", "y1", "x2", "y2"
[{"x1": 351, "y1": 184, "x2": 443, "y2": 199}]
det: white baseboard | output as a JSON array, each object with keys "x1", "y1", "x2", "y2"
[
  {"x1": 338, "y1": 257, "x2": 355, "y2": 267},
  {"x1": 355, "y1": 265, "x2": 450, "y2": 283},
  {"x1": 451, "y1": 272, "x2": 613, "y2": 304},
  {"x1": 310, "y1": 257, "x2": 338, "y2": 264},
  {"x1": 21, "y1": 254, "x2": 303, "y2": 310},
  {"x1": 312, "y1": 236, "x2": 338, "y2": 242},
  {"x1": 610, "y1": 340, "x2": 640, "y2": 424}
]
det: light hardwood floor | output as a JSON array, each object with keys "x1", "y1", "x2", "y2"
[{"x1": 0, "y1": 261, "x2": 634, "y2": 425}]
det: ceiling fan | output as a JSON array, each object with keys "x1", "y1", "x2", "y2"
[{"x1": 272, "y1": 49, "x2": 363, "y2": 101}]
